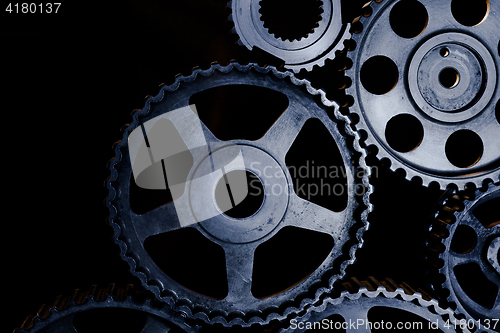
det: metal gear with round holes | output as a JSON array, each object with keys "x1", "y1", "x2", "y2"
[
  {"x1": 228, "y1": 0, "x2": 351, "y2": 72},
  {"x1": 106, "y1": 62, "x2": 372, "y2": 327},
  {"x1": 13, "y1": 284, "x2": 199, "y2": 333},
  {"x1": 345, "y1": 0, "x2": 500, "y2": 189},
  {"x1": 427, "y1": 183, "x2": 499, "y2": 333},
  {"x1": 279, "y1": 277, "x2": 469, "y2": 333}
]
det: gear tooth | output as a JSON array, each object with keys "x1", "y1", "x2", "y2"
[
  {"x1": 399, "y1": 282, "x2": 416, "y2": 296},
  {"x1": 76, "y1": 291, "x2": 88, "y2": 305},
  {"x1": 51, "y1": 295, "x2": 63, "y2": 310},
  {"x1": 64, "y1": 289, "x2": 80, "y2": 308},
  {"x1": 341, "y1": 281, "x2": 356, "y2": 294},
  {"x1": 380, "y1": 278, "x2": 397, "y2": 292},
  {"x1": 111, "y1": 140, "x2": 121, "y2": 151},
  {"x1": 416, "y1": 288, "x2": 432, "y2": 301},
  {"x1": 20, "y1": 315, "x2": 35, "y2": 330},
  {"x1": 106, "y1": 283, "x2": 117, "y2": 298},
  {"x1": 125, "y1": 284, "x2": 135, "y2": 298},
  {"x1": 120, "y1": 124, "x2": 130, "y2": 133},
  {"x1": 362, "y1": 276, "x2": 380, "y2": 291},
  {"x1": 344, "y1": 277, "x2": 363, "y2": 293},
  {"x1": 37, "y1": 304, "x2": 51, "y2": 319},
  {"x1": 96, "y1": 287, "x2": 108, "y2": 302}
]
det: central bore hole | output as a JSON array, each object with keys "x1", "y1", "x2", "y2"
[
  {"x1": 215, "y1": 170, "x2": 264, "y2": 219},
  {"x1": 439, "y1": 67, "x2": 460, "y2": 88},
  {"x1": 259, "y1": 0, "x2": 323, "y2": 41}
]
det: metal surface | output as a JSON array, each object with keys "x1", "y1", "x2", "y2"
[
  {"x1": 280, "y1": 277, "x2": 469, "y2": 333},
  {"x1": 345, "y1": 0, "x2": 500, "y2": 189},
  {"x1": 228, "y1": 0, "x2": 351, "y2": 72},
  {"x1": 428, "y1": 183, "x2": 500, "y2": 332},
  {"x1": 106, "y1": 62, "x2": 372, "y2": 327},
  {"x1": 13, "y1": 284, "x2": 198, "y2": 333}
]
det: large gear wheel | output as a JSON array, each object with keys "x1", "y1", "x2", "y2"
[
  {"x1": 106, "y1": 62, "x2": 372, "y2": 327},
  {"x1": 228, "y1": 0, "x2": 351, "y2": 72},
  {"x1": 13, "y1": 284, "x2": 198, "y2": 333},
  {"x1": 280, "y1": 277, "x2": 470, "y2": 332},
  {"x1": 345, "y1": 0, "x2": 500, "y2": 189},
  {"x1": 427, "y1": 182, "x2": 499, "y2": 332}
]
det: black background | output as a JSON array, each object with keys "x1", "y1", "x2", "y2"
[{"x1": 3, "y1": 0, "x2": 452, "y2": 331}]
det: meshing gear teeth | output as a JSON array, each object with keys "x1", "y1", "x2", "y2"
[
  {"x1": 280, "y1": 277, "x2": 470, "y2": 333},
  {"x1": 227, "y1": 0, "x2": 351, "y2": 72},
  {"x1": 13, "y1": 284, "x2": 199, "y2": 333},
  {"x1": 427, "y1": 182, "x2": 500, "y2": 333},
  {"x1": 345, "y1": 0, "x2": 500, "y2": 189},
  {"x1": 106, "y1": 62, "x2": 372, "y2": 327}
]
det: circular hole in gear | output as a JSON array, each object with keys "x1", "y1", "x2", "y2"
[
  {"x1": 259, "y1": 0, "x2": 323, "y2": 42},
  {"x1": 389, "y1": 0, "x2": 428, "y2": 38},
  {"x1": 451, "y1": 0, "x2": 490, "y2": 27},
  {"x1": 385, "y1": 114, "x2": 424, "y2": 153},
  {"x1": 445, "y1": 130, "x2": 484, "y2": 168},
  {"x1": 215, "y1": 170, "x2": 265, "y2": 219},
  {"x1": 360, "y1": 55, "x2": 399, "y2": 95},
  {"x1": 440, "y1": 47, "x2": 450, "y2": 57},
  {"x1": 439, "y1": 67, "x2": 460, "y2": 88},
  {"x1": 450, "y1": 225, "x2": 477, "y2": 254}
]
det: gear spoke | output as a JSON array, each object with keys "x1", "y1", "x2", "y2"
[
  {"x1": 256, "y1": 106, "x2": 308, "y2": 160},
  {"x1": 466, "y1": 214, "x2": 489, "y2": 232},
  {"x1": 341, "y1": 310, "x2": 370, "y2": 333},
  {"x1": 132, "y1": 201, "x2": 184, "y2": 242},
  {"x1": 283, "y1": 194, "x2": 346, "y2": 237},
  {"x1": 223, "y1": 243, "x2": 257, "y2": 301},
  {"x1": 479, "y1": 253, "x2": 500, "y2": 289},
  {"x1": 448, "y1": 249, "x2": 479, "y2": 268}
]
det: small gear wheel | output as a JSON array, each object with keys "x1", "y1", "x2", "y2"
[
  {"x1": 228, "y1": 0, "x2": 351, "y2": 72},
  {"x1": 427, "y1": 182, "x2": 499, "y2": 332},
  {"x1": 13, "y1": 284, "x2": 198, "y2": 333},
  {"x1": 106, "y1": 62, "x2": 372, "y2": 327},
  {"x1": 345, "y1": 0, "x2": 500, "y2": 189},
  {"x1": 280, "y1": 277, "x2": 470, "y2": 332}
]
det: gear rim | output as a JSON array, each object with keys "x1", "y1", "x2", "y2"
[
  {"x1": 345, "y1": 0, "x2": 500, "y2": 189},
  {"x1": 228, "y1": 0, "x2": 351, "y2": 72},
  {"x1": 13, "y1": 284, "x2": 199, "y2": 333},
  {"x1": 279, "y1": 277, "x2": 470, "y2": 333},
  {"x1": 106, "y1": 62, "x2": 372, "y2": 327}
]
